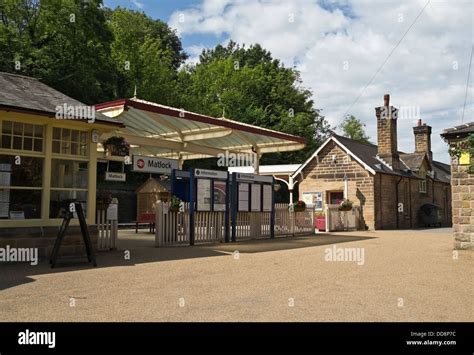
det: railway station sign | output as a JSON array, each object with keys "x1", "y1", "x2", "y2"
[{"x1": 132, "y1": 155, "x2": 179, "y2": 174}]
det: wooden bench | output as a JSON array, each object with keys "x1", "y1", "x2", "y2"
[{"x1": 135, "y1": 213, "x2": 156, "y2": 233}]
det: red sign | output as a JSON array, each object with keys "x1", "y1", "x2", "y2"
[{"x1": 137, "y1": 159, "x2": 145, "y2": 169}]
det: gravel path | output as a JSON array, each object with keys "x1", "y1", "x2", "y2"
[{"x1": 0, "y1": 228, "x2": 472, "y2": 322}]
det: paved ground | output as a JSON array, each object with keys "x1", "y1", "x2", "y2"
[{"x1": 0, "y1": 228, "x2": 472, "y2": 322}]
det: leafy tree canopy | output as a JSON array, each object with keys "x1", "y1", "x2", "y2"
[
  {"x1": 179, "y1": 41, "x2": 330, "y2": 165},
  {"x1": 0, "y1": 0, "x2": 117, "y2": 104},
  {"x1": 339, "y1": 114, "x2": 371, "y2": 144},
  {"x1": 1, "y1": 4, "x2": 329, "y2": 166},
  {"x1": 105, "y1": 7, "x2": 187, "y2": 105}
]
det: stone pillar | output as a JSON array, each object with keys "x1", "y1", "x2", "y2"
[{"x1": 451, "y1": 155, "x2": 474, "y2": 250}]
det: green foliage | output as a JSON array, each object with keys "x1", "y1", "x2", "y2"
[
  {"x1": 0, "y1": 0, "x2": 117, "y2": 104},
  {"x1": 338, "y1": 199, "x2": 353, "y2": 211},
  {"x1": 293, "y1": 200, "x2": 306, "y2": 212},
  {"x1": 449, "y1": 133, "x2": 474, "y2": 173},
  {"x1": 0, "y1": 5, "x2": 329, "y2": 165},
  {"x1": 177, "y1": 42, "x2": 330, "y2": 164},
  {"x1": 170, "y1": 195, "x2": 182, "y2": 211},
  {"x1": 106, "y1": 7, "x2": 186, "y2": 105},
  {"x1": 340, "y1": 115, "x2": 371, "y2": 144}
]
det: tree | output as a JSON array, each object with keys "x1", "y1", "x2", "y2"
[
  {"x1": 0, "y1": 0, "x2": 118, "y2": 104},
  {"x1": 106, "y1": 8, "x2": 187, "y2": 105},
  {"x1": 178, "y1": 42, "x2": 330, "y2": 165},
  {"x1": 339, "y1": 115, "x2": 371, "y2": 144}
]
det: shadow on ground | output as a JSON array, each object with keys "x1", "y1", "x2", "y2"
[{"x1": 0, "y1": 233, "x2": 375, "y2": 291}]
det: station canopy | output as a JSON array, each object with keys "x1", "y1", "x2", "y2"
[{"x1": 95, "y1": 97, "x2": 306, "y2": 161}]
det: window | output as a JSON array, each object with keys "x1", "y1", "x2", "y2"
[
  {"x1": 0, "y1": 155, "x2": 43, "y2": 219},
  {"x1": 1, "y1": 121, "x2": 44, "y2": 152},
  {"x1": 419, "y1": 168, "x2": 427, "y2": 193},
  {"x1": 49, "y1": 190, "x2": 87, "y2": 219},
  {"x1": 52, "y1": 127, "x2": 88, "y2": 156},
  {"x1": 49, "y1": 159, "x2": 88, "y2": 218},
  {"x1": 329, "y1": 191, "x2": 344, "y2": 205},
  {"x1": 51, "y1": 159, "x2": 88, "y2": 189}
]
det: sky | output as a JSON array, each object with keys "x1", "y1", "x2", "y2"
[{"x1": 103, "y1": 0, "x2": 474, "y2": 164}]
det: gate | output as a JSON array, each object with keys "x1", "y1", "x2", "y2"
[
  {"x1": 96, "y1": 200, "x2": 118, "y2": 250},
  {"x1": 155, "y1": 202, "x2": 224, "y2": 246}
]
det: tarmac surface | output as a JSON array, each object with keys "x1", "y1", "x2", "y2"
[{"x1": 0, "y1": 228, "x2": 472, "y2": 322}]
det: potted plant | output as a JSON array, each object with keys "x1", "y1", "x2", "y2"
[
  {"x1": 169, "y1": 195, "x2": 182, "y2": 213},
  {"x1": 103, "y1": 136, "x2": 130, "y2": 157},
  {"x1": 293, "y1": 200, "x2": 306, "y2": 212},
  {"x1": 338, "y1": 199, "x2": 353, "y2": 211},
  {"x1": 315, "y1": 211, "x2": 326, "y2": 231}
]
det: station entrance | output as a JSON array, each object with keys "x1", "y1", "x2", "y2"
[{"x1": 93, "y1": 97, "x2": 312, "y2": 248}]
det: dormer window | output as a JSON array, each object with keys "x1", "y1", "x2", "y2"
[{"x1": 419, "y1": 167, "x2": 427, "y2": 193}]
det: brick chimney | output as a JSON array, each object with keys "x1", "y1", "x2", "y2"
[
  {"x1": 375, "y1": 94, "x2": 400, "y2": 170},
  {"x1": 413, "y1": 119, "x2": 432, "y2": 161}
]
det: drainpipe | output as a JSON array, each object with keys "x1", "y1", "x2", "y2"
[
  {"x1": 395, "y1": 176, "x2": 403, "y2": 229},
  {"x1": 409, "y1": 178, "x2": 413, "y2": 228},
  {"x1": 379, "y1": 174, "x2": 383, "y2": 229}
]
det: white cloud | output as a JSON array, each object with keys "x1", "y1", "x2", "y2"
[
  {"x1": 131, "y1": 0, "x2": 144, "y2": 9},
  {"x1": 169, "y1": 0, "x2": 474, "y2": 163},
  {"x1": 185, "y1": 44, "x2": 207, "y2": 65}
]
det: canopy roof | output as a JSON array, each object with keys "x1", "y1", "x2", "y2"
[
  {"x1": 229, "y1": 164, "x2": 301, "y2": 175},
  {"x1": 95, "y1": 98, "x2": 306, "y2": 160}
]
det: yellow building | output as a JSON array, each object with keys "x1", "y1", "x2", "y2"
[{"x1": 0, "y1": 72, "x2": 122, "y2": 257}]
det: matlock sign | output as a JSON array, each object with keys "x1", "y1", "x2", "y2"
[{"x1": 132, "y1": 155, "x2": 179, "y2": 174}]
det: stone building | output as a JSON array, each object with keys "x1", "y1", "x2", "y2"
[
  {"x1": 294, "y1": 94, "x2": 452, "y2": 230},
  {"x1": 441, "y1": 122, "x2": 474, "y2": 250}
]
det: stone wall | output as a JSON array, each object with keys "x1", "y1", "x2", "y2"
[
  {"x1": 299, "y1": 141, "x2": 375, "y2": 229},
  {"x1": 374, "y1": 173, "x2": 451, "y2": 229},
  {"x1": 451, "y1": 155, "x2": 474, "y2": 250},
  {"x1": 0, "y1": 225, "x2": 99, "y2": 260}
]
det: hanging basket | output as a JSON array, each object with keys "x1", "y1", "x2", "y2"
[{"x1": 103, "y1": 137, "x2": 130, "y2": 157}]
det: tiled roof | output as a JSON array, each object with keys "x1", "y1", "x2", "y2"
[
  {"x1": 295, "y1": 133, "x2": 450, "y2": 183},
  {"x1": 399, "y1": 153, "x2": 428, "y2": 171},
  {"x1": 0, "y1": 72, "x2": 121, "y2": 125}
]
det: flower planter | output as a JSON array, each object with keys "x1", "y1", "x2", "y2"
[
  {"x1": 315, "y1": 216, "x2": 326, "y2": 231},
  {"x1": 338, "y1": 207, "x2": 352, "y2": 212},
  {"x1": 169, "y1": 207, "x2": 180, "y2": 213},
  {"x1": 294, "y1": 207, "x2": 306, "y2": 212}
]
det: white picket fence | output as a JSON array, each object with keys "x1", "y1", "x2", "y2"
[
  {"x1": 275, "y1": 203, "x2": 315, "y2": 236},
  {"x1": 155, "y1": 201, "x2": 315, "y2": 246},
  {"x1": 233, "y1": 211, "x2": 272, "y2": 240},
  {"x1": 326, "y1": 205, "x2": 361, "y2": 232},
  {"x1": 96, "y1": 205, "x2": 118, "y2": 250}
]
